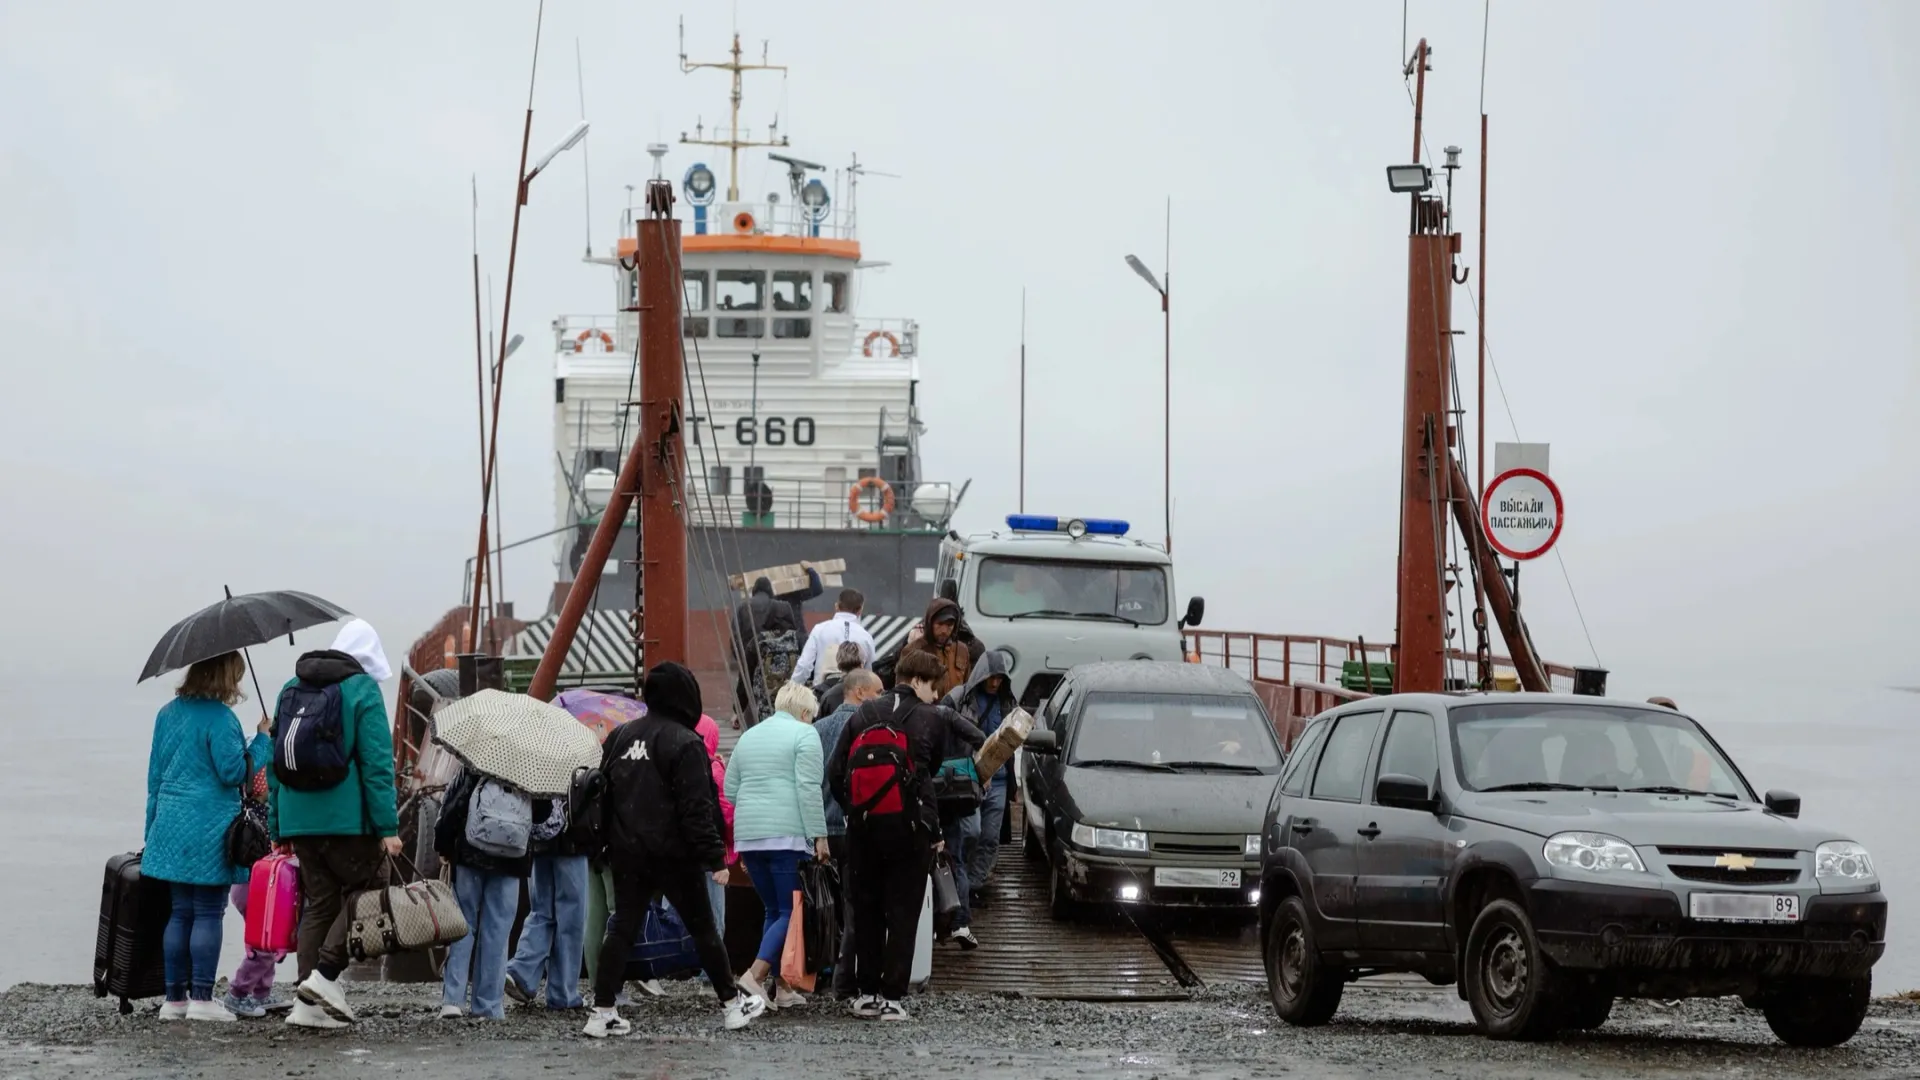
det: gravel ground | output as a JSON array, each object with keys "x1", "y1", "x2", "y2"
[{"x1": 4, "y1": 980, "x2": 1918, "y2": 1080}]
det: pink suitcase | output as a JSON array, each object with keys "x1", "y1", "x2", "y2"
[{"x1": 244, "y1": 853, "x2": 300, "y2": 953}]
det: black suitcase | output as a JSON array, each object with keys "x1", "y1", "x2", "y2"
[{"x1": 93, "y1": 851, "x2": 169, "y2": 1013}]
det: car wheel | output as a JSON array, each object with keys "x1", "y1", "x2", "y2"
[
  {"x1": 1023, "y1": 811, "x2": 1046, "y2": 863},
  {"x1": 1563, "y1": 986, "x2": 1614, "y2": 1031},
  {"x1": 1763, "y1": 976, "x2": 1870, "y2": 1048},
  {"x1": 1463, "y1": 898, "x2": 1564, "y2": 1040},
  {"x1": 1047, "y1": 847, "x2": 1082, "y2": 922},
  {"x1": 1265, "y1": 896, "x2": 1343, "y2": 1026}
]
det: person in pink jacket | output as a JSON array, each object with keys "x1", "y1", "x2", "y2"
[{"x1": 696, "y1": 714, "x2": 735, "y2": 929}]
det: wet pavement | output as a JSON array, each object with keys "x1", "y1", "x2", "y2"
[{"x1": 4, "y1": 980, "x2": 1918, "y2": 1080}]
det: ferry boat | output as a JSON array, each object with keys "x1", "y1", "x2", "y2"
[{"x1": 406, "y1": 33, "x2": 963, "y2": 714}]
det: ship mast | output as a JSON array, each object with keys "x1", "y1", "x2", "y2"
[{"x1": 678, "y1": 20, "x2": 788, "y2": 202}]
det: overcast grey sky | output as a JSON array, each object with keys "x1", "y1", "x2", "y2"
[{"x1": 1, "y1": 0, "x2": 1915, "y2": 707}]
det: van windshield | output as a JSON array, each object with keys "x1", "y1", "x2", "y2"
[{"x1": 975, "y1": 558, "x2": 1168, "y2": 624}]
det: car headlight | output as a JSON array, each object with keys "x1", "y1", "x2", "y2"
[
  {"x1": 1070, "y1": 822, "x2": 1148, "y2": 853},
  {"x1": 1245, "y1": 834, "x2": 1263, "y2": 857},
  {"x1": 1543, "y1": 832, "x2": 1646, "y2": 874},
  {"x1": 1816, "y1": 841, "x2": 1875, "y2": 881}
]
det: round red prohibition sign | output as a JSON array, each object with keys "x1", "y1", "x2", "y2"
[{"x1": 1481, "y1": 467, "x2": 1564, "y2": 561}]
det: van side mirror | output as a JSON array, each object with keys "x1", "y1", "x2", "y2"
[
  {"x1": 1375, "y1": 773, "x2": 1435, "y2": 811},
  {"x1": 1024, "y1": 730, "x2": 1061, "y2": 755},
  {"x1": 938, "y1": 578, "x2": 959, "y2": 603},
  {"x1": 1764, "y1": 790, "x2": 1801, "y2": 819},
  {"x1": 1181, "y1": 596, "x2": 1205, "y2": 628}
]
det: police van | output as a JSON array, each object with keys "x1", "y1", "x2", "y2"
[{"x1": 935, "y1": 514, "x2": 1204, "y2": 709}]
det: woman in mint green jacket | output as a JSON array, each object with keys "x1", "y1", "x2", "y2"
[{"x1": 725, "y1": 682, "x2": 829, "y2": 1008}]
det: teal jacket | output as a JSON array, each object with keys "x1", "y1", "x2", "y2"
[
  {"x1": 725, "y1": 711, "x2": 829, "y2": 843},
  {"x1": 268, "y1": 651, "x2": 399, "y2": 840},
  {"x1": 144, "y1": 698, "x2": 272, "y2": 886}
]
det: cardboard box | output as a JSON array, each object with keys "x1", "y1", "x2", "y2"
[{"x1": 974, "y1": 707, "x2": 1034, "y2": 782}]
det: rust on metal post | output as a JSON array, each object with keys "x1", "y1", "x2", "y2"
[
  {"x1": 1395, "y1": 216, "x2": 1455, "y2": 694},
  {"x1": 1447, "y1": 456, "x2": 1550, "y2": 692},
  {"x1": 635, "y1": 179, "x2": 688, "y2": 669}
]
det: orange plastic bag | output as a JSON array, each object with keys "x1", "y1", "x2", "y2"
[{"x1": 780, "y1": 889, "x2": 815, "y2": 991}]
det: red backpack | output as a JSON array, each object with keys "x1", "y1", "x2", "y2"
[{"x1": 847, "y1": 719, "x2": 916, "y2": 824}]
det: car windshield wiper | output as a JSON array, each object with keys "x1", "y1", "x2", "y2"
[
  {"x1": 1477, "y1": 781, "x2": 1591, "y2": 793},
  {"x1": 1625, "y1": 785, "x2": 1740, "y2": 799},
  {"x1": 1161, "y1": 760, "x2": 1267, "y2": 774},
  {"x1": 1071, "y1": 758, "x2": 1177, "y2": 773},
  {"x1": 1069, "y1": 611, "x2": 1141, "y2": 627},
  {"x1": 1006, "y1": 609, "x2": 1071, "y2": 620}
]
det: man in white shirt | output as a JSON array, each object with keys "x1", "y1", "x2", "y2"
[{"x1": 790, "y1": 589, "x2": 876, "y2": 687}]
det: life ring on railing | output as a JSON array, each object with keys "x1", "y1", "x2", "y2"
[
  {"x1": 847, "y1": 476, "x2": 895, "y2": 523},
  {"x1": 733, "y1": 210, "x2": 757, "y2": 234},
  {"x1": 573, "y1": 329, "x2": 614, "y2": 353},
  {"x1": 861, "y1": 330, "x2": 901, "y2": 358}
]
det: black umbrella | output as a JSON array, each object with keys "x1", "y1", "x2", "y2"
[{"x1": 138, "y1": 588, "x2": 353, "y2": 684}]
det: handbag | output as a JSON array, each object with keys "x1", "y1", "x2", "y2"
[
  {"x1": 931, "y1": 854, "x2": 962, "y2": 917},
  {"x1": 623, "y1": 898, "x2": 702, "y2": 980},
  {"x1": 780, "y1": 890, "x2": 815, "y2": 992},
  {"x1": 224, "y1": 763, "x2": 272, "y2": 869},
  {"x1": 933, "y1": 756, "x2": 982, "y2": 821},
  {"x1": 344, "y1": 859, "x2": 469, "y2": 961},
  {"x1": 798, "y1": 859, "x2": 840, "y2": 975}
]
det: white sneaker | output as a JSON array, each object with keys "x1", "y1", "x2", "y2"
[
  {"x1": 296, "y1": 971, "x2": 355, "y2": 1023},
  {"x1": 285, "y1": 1001, "x2": 348, "y2": 1030},
  {"x1": 773, "y1": 985, "x2": 808, "y2": 1009},
  {"x1": 723, "y1": 993, "x2": 766, "y2": 1030},
  {"x1": 582, "y1": 1009, "x2": 631, "y2": 1038},
  {"x1": 186, "y1": 999, "x2": 238, "y2": 1023},
  {"x1": 849, "y1": 994, "x2": 883, "y2": 1019},
  {"x1": 878, "y1": 998, "x2": 910, "y2": 1022},
  {"x1": 633, "y1": 978, "x2": 667, "y2": 998},
  {"x1": 157, "y1": 1000, "x2": 189, "y2": 1021},
  {"x1": 736, "y1": 973, "x2": 771, "y2": 1010},
  {"x1": 952, "y1": 926, "x2": 980, "y2": 950},
  {"x1": 438, "y1": 1005, "x2": 465, "y2": 1020}
]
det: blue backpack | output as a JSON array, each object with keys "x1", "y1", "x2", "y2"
[{"x1": 272, "y1": 682, "x2": 351, "y2": 791}]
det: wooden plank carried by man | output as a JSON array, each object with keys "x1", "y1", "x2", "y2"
[{"x1": 728, "y1": 558, "x2": 847, "y2": 597}]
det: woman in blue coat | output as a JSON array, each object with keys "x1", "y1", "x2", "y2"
[{"x1": 144, "y1": 651, "x2": 272, "y2": 1021}]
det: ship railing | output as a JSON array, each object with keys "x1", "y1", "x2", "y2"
[
  {"x1": 554, "y1": 314, "x2": 627, "y2": 355},
  {"x1": 850, "y1": 318, "x2": 919, "y2": 359},
  {"x1": 678, "y1": 472, "x2": 960, "y2": 532},
  {"x1": 625, "y1": 199, "x2": 857, "y2": 241},
  {"x1": 1187, "y1": 630, "x2": 1578, "y2": 747}
]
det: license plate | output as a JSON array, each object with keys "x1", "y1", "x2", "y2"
[
  {"x1": 1154, "y1": 867, "x2": 1242, "y2": 889},
  {"x1": 1689, "y1": 892, "x2": 1800, "y2": 922}
]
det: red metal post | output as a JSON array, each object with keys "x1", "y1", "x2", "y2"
[{"x1": 531, "y1": 181, "x2": 686, "y2": 699}]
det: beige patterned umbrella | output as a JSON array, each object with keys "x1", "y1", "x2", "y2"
[{"x1": 430, "y1": 689, "x2": 602, "y2": 795}]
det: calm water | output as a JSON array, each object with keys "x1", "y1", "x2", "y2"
[{"x1": 3, "y1": 680, "x2": 1912, "y2": 992}]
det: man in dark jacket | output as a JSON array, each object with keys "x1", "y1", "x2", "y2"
[
  {"x1": 586, "y1": 662, "x2": 766, "y2": 1037},
  {"x1": 896, "y1": 597, "x2": 984, "y2": 699},
  {"x1": 730, "y1": 568, "x2": 820, "y2": 726},
  {"x1": 825, "y1": 651, "x2": 983, "y2": 1020},
  {"x1": 942, "y1": 649, "x2": 1018, "y2": 914}
]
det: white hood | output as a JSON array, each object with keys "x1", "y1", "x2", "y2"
[{"x1": 331, "y1": 618, "x2": 393, "y2": 682}]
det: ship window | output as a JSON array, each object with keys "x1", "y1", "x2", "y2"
[
  {"x1": 683, "y1": 317, "x2": 710, "y2": 339},
  {"x1": 772, "y1": 318, "x2": 812, "y2": 339},
  {"x1": 717, "y1": 317, "x2": 764, "y2": 339},
  {"x1": 772, "y1": 271, "x2": 813, "y2": 311},
  {"x1": 682, "y1": 271, "x2": 709, "y2": 312},
  {"x1": 824, "y1": 272, "x2": 849, "y2": 313},
  {"x1": 715, "y1": 269, "x2": 764, "y2": 311}
]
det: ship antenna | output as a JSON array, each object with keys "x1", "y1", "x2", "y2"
[
  {"x1": 575, "y1": 37, "x2": 593, "y2": 258},
  {"x1": 679, "y1": 20, "x2": 788, "y2": 202}
]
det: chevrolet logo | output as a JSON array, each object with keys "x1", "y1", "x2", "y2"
[{"x1": 1714, "y1": 853, "x2": 1757, "y2": 871}]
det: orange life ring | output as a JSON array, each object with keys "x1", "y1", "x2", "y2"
[
  {"x1": 847, "y1": 476, "x2": 895, "y2": 523},
  {"x1": 733, "y1": 210, "x2": 756, "y2": 234},
  {"x1": 862, "y1": 330, "x2": 901, "y2": 358},
  {"x1": 573, "y1": 329, "x2": 614, "y2": 353}
]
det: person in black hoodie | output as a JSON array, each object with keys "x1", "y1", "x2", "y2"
[
  {"x1": 825, "y1": 649, "x2": 984, "y2": 1021},
  {"x1": 584, "y1": 662, "x2": 767, "y2": 1037},
  {"x1": 732, "y1": 573, "x2": 815, "y2": 727}
]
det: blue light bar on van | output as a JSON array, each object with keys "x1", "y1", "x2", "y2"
[{"x1": 1005, "y1": 515, "x2": 1130, "y2": 537}]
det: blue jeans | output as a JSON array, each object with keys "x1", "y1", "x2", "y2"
[
  {"x1": 741, "y1": 850, "x2": 804, "y2": 967},
  {"x1": 162, "y1": 882, "x2": 227, "y2": 1001},
  {"x1": 506, "y1": 854, "x2": 589, "y2": 1008},
  {"x1": 443, "y1": 865, "x2": 520, "y2": 1019},
  {"x1": 942, "y1": 811, "x2": 981, "y2": 928},
  {"x1": 969, "y1": 779, "x2": 1010, "y2": 890}
]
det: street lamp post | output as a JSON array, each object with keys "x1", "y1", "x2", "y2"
[{"x1": 1124, "y1": 246, "x2": 1171, "y2": 553}]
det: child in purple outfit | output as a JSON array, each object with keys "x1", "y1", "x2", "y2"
[{"x1": 222, "y1": 767, "x2": 292, "y2": 1018}]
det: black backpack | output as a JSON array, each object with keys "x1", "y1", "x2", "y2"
[
  {"x1": 271, "y1": 682, "x2": 351, "y2": 791},
  {"x1": 562, "y1": 765, "x2": 608, "y2": 858}
]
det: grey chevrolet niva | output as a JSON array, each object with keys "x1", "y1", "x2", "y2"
[{"x1": 1257, "y1": 693, "x2": 1887, "y2": 1046}]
